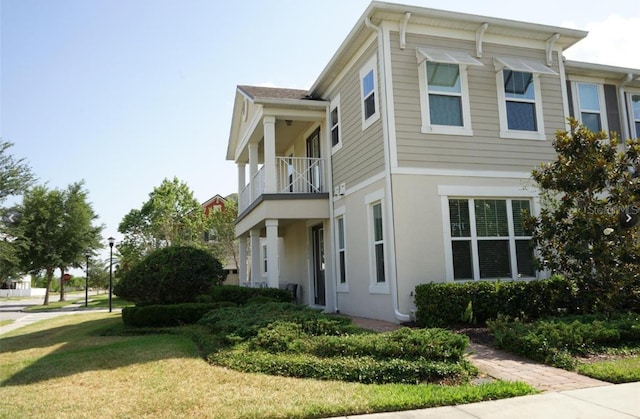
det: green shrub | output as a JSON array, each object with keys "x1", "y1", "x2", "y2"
[
  {"x1": 208, "y1": 285, "x2": 294, "y2": 305},
  {"x1": 122, "y1": 302, "x2": 236, "y2": 327},
  {"x1": 114, "y1": 246, "x2": 225, "y2": 305},
  {"x1": 488, "y1": 313, "x2": 640, "y2": 369},
  {"x1": 414, "y1": 276, "x2": 578, "y2": 327},
  {"x1": 210, "y1": 344, "x2": 476, "y2": 385}
]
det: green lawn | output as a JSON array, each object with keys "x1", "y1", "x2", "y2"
[
  {"x1": 577, "y1": 356, "x2": 640, "y2": 383},
  {"x1": 22, "y1": 293, "x2": 133, "y2": 312},
  {"x1": 0, "y1": 313, "x2": 535, "y2": 418}
]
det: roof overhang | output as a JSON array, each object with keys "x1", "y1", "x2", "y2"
[{"x1": 564, "y1": 60, "x2": 640, "y2": 86}]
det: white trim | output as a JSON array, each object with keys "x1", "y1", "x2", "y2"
[
  {"x1": 329, "y1": 94, "x2": 342, "y2": 153},
  {"x1": 438, "y1": 185, "x2": 538, "y2": 197},
  {"x1": 394, "y1": 167, "x2": 531, "y2": 179},
  {"x1": 417, "y1": 57, "x2": 476, "y2": 136},
  {"x1": 627, "y1": 90, "x2": 640, "y2": 139},
  {"x1": 359, "y1": 54, "x2": 380, "y2": 130},
  {"x1": 572, "y1": 81, "x2": 609, "y2": 133},
  {"x1": 382, "y1": 25, "x2": 399, "y2": 169},
  {"x1": 324, "y1": 33, "x2": 378, "y2": 98},
  {"x1": 333, "y1": 172, "x2": 385, "y2": 202},
  {"x1": 235, "y1": 107, "x2": 264, "y2": 162},
  {"x1": 334, "y1": 206, "x2": 348, "y2": 293},
  {"x1": 365, "y1": 192, "x2": 390, "y2": 294},
  {"x1": 496, "y1": 69, "x2": 547, "y2": 141}
]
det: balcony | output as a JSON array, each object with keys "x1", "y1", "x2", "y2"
[{"x1": 239, "y1": 156, "x2": 326, "y2": 213}]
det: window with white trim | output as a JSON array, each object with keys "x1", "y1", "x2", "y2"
[
  {"x1": 495, "y1": 57, "x2": 556, "y2": 140},
  {"x1": 371, "y1": 202, "x2": 385, "y2": 283},
  {"x1": 416, "y1": 48, "x2": 482, "y2": 135},
  {"x1": 631, "y1": 93, "x2": 640, "y2": 138},
  {"x1": 574, "y1": 82, "x2": 607, "y2": 133},
  {"x1": 336, "y1": 215, "x2": 346, "y2": 284},
  {"x1": 448, "y1": 198, "x2": 535, "y2": 280},
  {"x1": 262, "y1": 244, "x2": 268, "y2": 274},
  {"x1": 330, "y1": 95, "x2": 341, "y2": 150},
  {"x1": 359, "y1": 55, "x2": 379, "y2": 129}
]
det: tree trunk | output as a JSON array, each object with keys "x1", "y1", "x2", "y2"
[
  {"x1": 43, "y1": 268, "x2": 53, "y2": 305},
  {"x1": 59, "y1": 268, "x2": 65, "y2": 302}
]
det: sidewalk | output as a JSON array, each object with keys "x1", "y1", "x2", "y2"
[{"x1": 346, "y1": 316, "x2": 639, "y2": 419}]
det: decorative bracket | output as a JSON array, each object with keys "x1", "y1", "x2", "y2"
[
  {"x1": 476, "y1": 23, "x2": 489, "y2": 58},
  {"x1": 545, "y1": 33, "x2": 560, "y2": 66},
  {"x1": 400, "y1": 12, "x2": 412, "y2": 50}
]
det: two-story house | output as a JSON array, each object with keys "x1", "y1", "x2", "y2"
[{"x1": 225, "y1": 1, "x2": 640, "y2": 323}]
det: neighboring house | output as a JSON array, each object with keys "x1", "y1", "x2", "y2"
[
  {"x1": 225, "y1": 1, "x2": 640, "y2": 323},
  {"x1": 201, "y1": 193, "x2": 239, "y2": 284}
]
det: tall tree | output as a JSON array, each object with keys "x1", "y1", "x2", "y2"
[
  {"x1": 118, "y1": 177, "x2": 206, "y2": 266},
  {"x1": 16, "y1": 182, "x2": 103, "y2": 304},
  {"x1": 206, "y1": 197, "x2": 238, "y2": 271},
  {"x1": 526, "y1": 119, "x2": 640, "y2": 312},
  {"x1": 0, "y1": 140, "x2": 35, "y2": 284}
]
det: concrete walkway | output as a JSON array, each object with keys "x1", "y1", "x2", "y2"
[{"x1": 345, "y1": 316, "x2": 639, "y2": 419}]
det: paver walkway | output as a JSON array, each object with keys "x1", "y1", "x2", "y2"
[{"x1": 347, "y1": 316, "x2": 611, "y2": 392}]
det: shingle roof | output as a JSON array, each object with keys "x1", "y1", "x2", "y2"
[{"x1": 238, "y1": 85, "x2": 310, "y2": 101}]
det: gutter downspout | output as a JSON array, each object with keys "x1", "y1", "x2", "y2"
[
  {"x1": 618, "y1": 73, "x2": 633, "y2": 143},
  {"x1": 365, "y1": 16, "x2": 411, "y2": 323}
]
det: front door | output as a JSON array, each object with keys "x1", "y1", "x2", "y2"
[
  {"x1": 311, "y1": 223, "x2": 326, "y2": 306},
  {"x1": 306, "y1": 128, "x2": 322, "y2": 193}
]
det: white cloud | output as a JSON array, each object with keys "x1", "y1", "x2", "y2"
[{"x1": 563, "y1": 15, "x2": 640, "y2": 69}]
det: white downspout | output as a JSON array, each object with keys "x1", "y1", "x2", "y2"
[
  {"x1": 365, "y1": 16, "x2": 411, "y2": 323},
  {"x1": 619, "y1": 73, "x2": 633, "y2": 143}
]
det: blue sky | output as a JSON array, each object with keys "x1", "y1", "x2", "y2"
[{"x1": 2, "y1": 0, "x2": 639, "y2": 255}]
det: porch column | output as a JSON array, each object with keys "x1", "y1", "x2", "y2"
[
  {"x1": 238, "y1": 236, "x2": 248, "y2": 285},
  {"x1": 263, "y1": 116, "x2": 276, "y2": 193},
  {"x1": 265, "y1": 219, "x2": 280, "y2": 288},
  {"x1": 237, "y1": 163, "x2": 246, "y2": 210},
  {"x1": 250, "y1": 228, "x2": 261, "y2": 287},
  {"x1": 248, "y1": 143, "x2": 258, "y2": 202}
]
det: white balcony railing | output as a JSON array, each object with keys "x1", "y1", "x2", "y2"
[{"x1": 239, "y1": 157, "x2": 325, "y2": 213}]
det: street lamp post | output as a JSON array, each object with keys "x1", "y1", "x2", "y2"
[
  {"x1": 108, "y1": 237, "x2": 115, "y2": 313},
  {"x1": 85, "y1": 251, "x2": 91, "y2": 307}
]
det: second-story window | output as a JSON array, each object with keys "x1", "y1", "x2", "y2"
[
  {"x1": 495, "y1": 57, "x2": 556, "y2": 140},
  {"x1": 330, "y1": 94, "x2": 341, "y2": 150},
  {"x1": 416, "y1": 48, "x2": 482, "y2": 136},
  {"x1": 359, "y1": 55, "x2": 379, "y2": 130},
  {"x1": 576, "y1": 82, "x2": 605, "y2": 133}
]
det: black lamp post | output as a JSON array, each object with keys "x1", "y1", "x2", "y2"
[
  {"x1": 108, "y1": 237, "x2": 115, "y2": 313},
  {"x1": 85, "y1": 251, "x2": 91, "y2": 307}
]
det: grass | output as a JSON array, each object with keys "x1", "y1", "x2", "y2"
[
  {"x1": 0, "y1": 320, "x2": 12, "y2": 327},
  {"x1": 23, "y1": 293, "x2": 133, "y2": 312},
  {"x1": 576, "y1": 352, "x2": 640, "y2": 384},
  {"x1": 0, "y1": 313, "x2": 535, "y2": 418}
]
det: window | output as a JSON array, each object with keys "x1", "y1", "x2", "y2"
[
  {"x1": 372, "y1": 202, "x2": 385, "y2": 283},
  {"x1": 448, "y1": 198, "x2": 535, "y2": 280},
  {"x1": 495, "y1": 57, "x2": 556, "y2": 140},
  {"x1": 416, "y1": 48, "x2": 481, "y2": 135},
  {"x1": 575, "y1": 82, "x2": 605, "y2": 133},
  {"x1": 262, "y1": 244, "x2": 268, "y2": 274},
  {"x1": 337, "y1": 216, "x2": 346, "y2": 284},
  {"x1": 631, "y1": 94, "x2": 640, "y2": 138},
  {"x1": 359, "y1": 55, "x2": 379, "y2": 129},
  {"x1": 330, "y1": 95, "x2": 341, "y2": 151}
]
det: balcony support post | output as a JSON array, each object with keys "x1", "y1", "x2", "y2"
[
  {"x1": 265, "y1": 219, "x2": 280, "y2": 288},
  {"x1": 250, "y1": 228, "x2": 261, "y2": 287},
  {"x1": 237, "y1": 163, "x2": 245, "y2": 209},
  {"x1": 263, "y1": 116, "x2": 277, "y2": 193},
  {"x1": 248, "y1": 143, "x2": 258, "y2": 202},
  {"x1": 238, "y1": 236, "x2": 248, "y2": 285}
]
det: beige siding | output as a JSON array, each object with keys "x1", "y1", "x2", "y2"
[
  {"x1": 330, "y1": 42, "x2": 386, "y2": 189},
  {"x1": 390, "y1": 32, "x2": 564, "y2": 172}
]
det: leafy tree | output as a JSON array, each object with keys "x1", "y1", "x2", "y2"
[
  {"x1": 525, "y1": 119, "x2": 640, "y2": 312},
  {"x1": 0, "y1": 140, "x2": 35, "y2": 284},
  {"x1": 118, "y1": 177, "x2": 207, "y2": 268},
  {"x1": 205, "y1": 196, "x2": 238, "y2": 271},
  {"x1": 114, "y1": 245, "x2": 224, "y2": 305},
  {"x1": 16, "y1": 182, "x2": 103, "y2": 304}
]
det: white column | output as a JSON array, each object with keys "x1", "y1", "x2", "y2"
[
  {"x1": 250, "y1": 228, "x2": 261, "y2": 287},
  {"x1": 237, "y1": 163, "x2": 246, "y2": 209},
  {"x1": 238, "y1": 236, "x2": 247, "y2": 285},
  {"x1": 263, "y1": 116, "x2": 276, "y2": 193},
  {"x1": 248, "y1": 143, "x2": 258, "y2": 202},
  {"x1": 265, "y1": 219, "x2": 280, "y2": 288}
]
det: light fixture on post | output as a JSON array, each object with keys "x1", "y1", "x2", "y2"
[
  {"x1": 85, "y1": 251, "x2": 91, "y2": 307},
  {"x1": 108, "y1": 237, "x2": 115, "y2": 313}
]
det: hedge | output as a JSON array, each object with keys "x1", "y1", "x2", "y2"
[
  {"x1": 414, "y1": 276, "x2": 578, "y2": 327},
  {"x1": 202, "y1": 285, "x2": 294, "y2": 305},
  {"x1": 122, "y1": 302, "x2": 236, "y2": 327}
]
